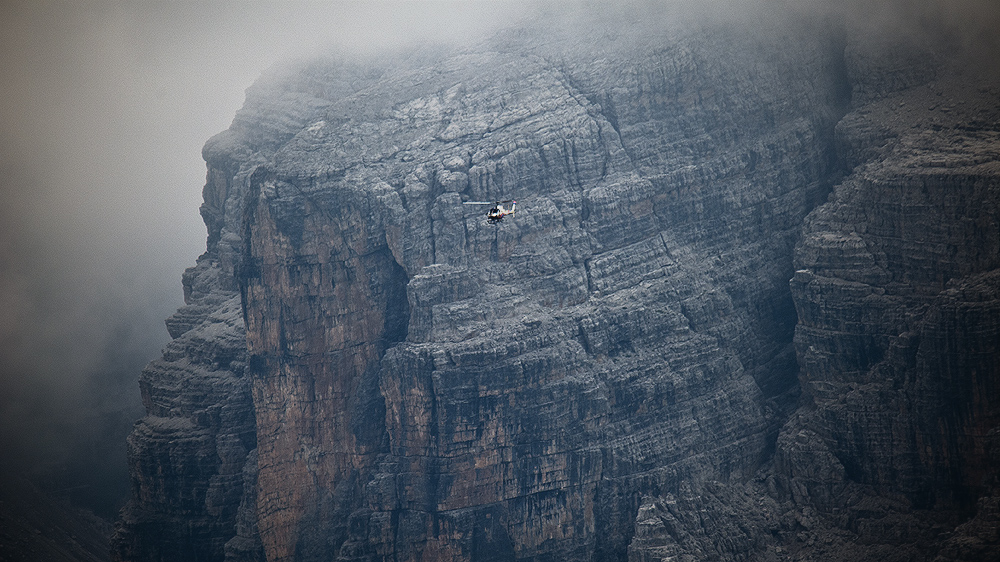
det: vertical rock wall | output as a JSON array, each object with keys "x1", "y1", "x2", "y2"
[
  {"x1": 229, "y1": 19, "x2": 847, "y2": 562},
  {"x1": 113, "y1": 56, "x2": 370, "y2": 562},
  {"x1": 115, "y1": 10, "x2": 1000, "y2": 562},
  {"x1": 240, "y1": 167, "x2": 408, "y2": 562},
  {"x1": 782, "y1": 66, "x2": 1000, "y2": 534}
]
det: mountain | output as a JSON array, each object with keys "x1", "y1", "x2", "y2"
[{"x1": 112, "y1": 9, "x2": 999, "y2": 562}]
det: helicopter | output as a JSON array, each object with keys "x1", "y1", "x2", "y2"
[{"x1": 463, "y1": 200, "x2": 516, "y2": 224}]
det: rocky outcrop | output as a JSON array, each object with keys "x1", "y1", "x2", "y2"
[
  {"x1": 111, "y1": 260, "x2": 258, "y2": 562},
  {"x1": 779, "y1": 68, "x2": 1000, "y2": 557},
  {"x1": 115, "y1": 9, "x2": 1000, "y2": 562},
  {"x1": 229, "y1": 16, "x2": 847, "y2": 562}
]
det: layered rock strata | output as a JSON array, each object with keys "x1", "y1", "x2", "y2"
[
  {"x1": 115, "y1": 11, "x2": 1000, "y2": 562},
  {"x1": 780, "y1": 69, "x2": 1000, "y2": 558},
  {"x1": 229, "y1": 19, "x2": 846, "y2": 562},
  {"x1": 111, "y1": 260, "x2": 258, "y2": 562}
]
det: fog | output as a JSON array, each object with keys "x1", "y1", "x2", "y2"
[
  {"x1": 0, "y1": 0, "x2": 541, "y2": 517},
  {"x1": 1, "y1": 0, "x2": 997, "y2": 520}
]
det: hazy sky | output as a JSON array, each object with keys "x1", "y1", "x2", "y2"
[
  {"x1": 0, "y1": 0, "x2": 535, "y2": 299},
  {"x1": 0, "y1": 0, "x2": 540, "y2": 496}
]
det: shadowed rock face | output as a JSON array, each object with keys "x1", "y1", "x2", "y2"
[
  {"x1": 240, "y1": 164, "x2": 410, "y2": 562},
  {"x1": 779, "y1": 69, "x2": 1000, "y2": 559},
  {"x1": 115, "y1": 11, "x2": 999, "y2": 562},
  {"x1": 112, "y1": 264, "x2": 256, "y2": 561}
]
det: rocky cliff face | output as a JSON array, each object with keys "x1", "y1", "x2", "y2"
[
  {"x1": 779, "y1": 66, "x2": 1000, "y2": 560},
  {"x1": 115, "y1": 11, "x2": 999, "y2": 562},
  {"x1": 111, "y1": 260, "x2": 257, "y2": 561}
]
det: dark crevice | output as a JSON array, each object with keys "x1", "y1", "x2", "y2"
[
  {"x1": 237, "y1": 165, "x2": 268, "y2": 328},
  {"x1": 383, "y1": 248, "x2": 411, "y2": 346}
]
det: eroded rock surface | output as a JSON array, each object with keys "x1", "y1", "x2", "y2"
[
  {"x1": 226, "y1": 18, "x2": 852, "y2": 561},
  {"x1": 111, "y1": 260, "x2": 258, "y2": 562},
  {"x1": 780, "y1": 69, "x2": 1000, "y2": 560},
  {"x1": 115, "y1": 10, "x2": 999, "y2": 562}
]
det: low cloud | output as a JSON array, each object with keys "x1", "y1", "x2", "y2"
[{"x1": 2, "y1": 0, "x2": 997, "y2": 517}]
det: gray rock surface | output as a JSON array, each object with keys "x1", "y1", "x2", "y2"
[
  {"x1": 111, "y1": 259, "x2": 258, "y2": 562},
  {"x1": 228, "y1": 18, "x2": 849, "y2": 562},
  {"x1": 780, "y1": 66, "x2": 1000, "y2": 559},
  {"x1": 115, "y1": 9, "x2": 1000, "y2": 562}
]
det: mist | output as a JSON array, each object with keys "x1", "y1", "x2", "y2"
[
  {"x1": 1, "y1": 0, "x2": 997, "y2": 521},
  {"x1": 0, "y1": 0, "x2": 542, "y2": 517}
]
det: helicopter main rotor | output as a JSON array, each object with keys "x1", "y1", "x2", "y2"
[{"x1": 462, "y1": 199, "x2": 517, "y2": 224}]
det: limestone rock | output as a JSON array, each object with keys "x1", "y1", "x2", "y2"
[
  {"x1": 111, "y1": 268, "x2": 255, "y2": 562},
  {"x1": 780, "y1": 60, "x2": 1000, "y2": 561},
  {"x1": 227, "y1": 16, "x2": 845, "y2": 562},
  {"x1": 115, "y1": 9, "x2": 1000, "y2": 562}
]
